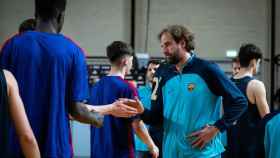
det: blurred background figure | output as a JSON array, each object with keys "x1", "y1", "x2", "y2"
[{"x1": 18, "y1": 18, "x2": 36, "y2": 33}]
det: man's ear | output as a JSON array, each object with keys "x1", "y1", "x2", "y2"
[
  {"x1": 249, "y1": 59, "x2": 255, "y2": 68},
  {"x1": 120, "y1": 57, "x2": 127, "y2": 67},
  {"x1": 179, "y1": 40, "x2": 186, "y2": 49}
]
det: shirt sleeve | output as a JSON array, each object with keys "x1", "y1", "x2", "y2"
[
  {"x1": 125, "y1": 81, "x2": 140, "y2": 121},
  {"x1": 204, "y1": 63, "x2": 248, "y2": 132},
  {"x1": 70, "y1": 47, "x2": 89, "y2": 102}
]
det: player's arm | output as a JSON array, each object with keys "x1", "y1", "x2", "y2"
[
  {"x1": 189, "y1": 63, "x2": 247, "y2": 149},
  {"x1": 249, "y1": 80, "x2": 270, "y2": 118},
  {"x1": 70, "y1": 102, "x2": 104, "y2": 127},
  {"x1": 5, "y1": 70, "x2": 41, "y2": 158},
  {"x1": 132, "y1": 119, "x2": 159, "y2": 158},
  {"x1": 70, "y1": 101, "x2": 140, "y2": 127},
  {"x1": 69, "y1": 49, "x2": 139, "y2": 126}
]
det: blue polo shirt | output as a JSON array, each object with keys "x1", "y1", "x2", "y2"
[
  {"x1": 88, "y1": 76, "x2": 139, "y2": 158},
  {"x1": 0, "y1": 31, "x2": 89, "y2": 158}
]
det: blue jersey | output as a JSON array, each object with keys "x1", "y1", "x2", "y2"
[
  {"x1": 260, "y1": 111, "x2": 280, "y2": 158},
  {"x1": 227, "y1": 76, "x2": 263, "y2": 158},
  {"x1": 88, "y1": 76, "x2": 138, "y2": 158},
  {"x1": 142, "y1": 53, "x2": 247, "y2": 158},
  {"x1": 0, "y1": 31, "x2": 89, "y2": 158},
  {"x1": 134, "y1": 85, "x2": 152, "y2": 151}
]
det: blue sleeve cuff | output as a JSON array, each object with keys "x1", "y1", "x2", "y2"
[{"x1": 214, "y1": 119, "x2": 227, "y2": 132}]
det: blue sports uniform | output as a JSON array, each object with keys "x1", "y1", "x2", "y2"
[
  {"x1": 135, "y1": 84, "x2": 163, "y2": 158},
  {"x1": 142, "y1": 53, "x2": 247, "y2": 158},
  {"x1": 260, "y1": 111, "x2": 280, "y2": 158},
  {"x1": 134, "y1": 85, "x2": 151, "y2": 152},
  {"x1": 88, "y1": 76, "x2": 139, "y2": 158},
  {"x1": 227, "y1": 76, "x2": 263, "y2": 158},
  {"x1": 0, "y1": 31, "x2": 89, "y2": 158}
]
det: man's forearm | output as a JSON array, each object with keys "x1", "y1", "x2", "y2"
[
  {"x1": 87, "y1": 104, "x2": 114, "y2": 115},
  {"x1": 70, "y1": 102, "x2": 104, "y2": 127},
  {"x1": 133, "y1": 120, "x2": 156, "y2": 149}
]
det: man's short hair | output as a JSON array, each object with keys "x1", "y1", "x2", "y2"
[
  {"x1": 106, "y1": 41, "x2": 133, "y2": 63},
  {"x1": 232, "y1": 57, "x2": 239, "y2": 63},
  {"x1": 238, "y1": 43, "x2": 262, "y2": 67},
  {"x1": 158, "y1": 25, "x2": 195, "y2": 52},
  {"x1": 147, "y1": 59, "x2": 160, "y2": 66}
]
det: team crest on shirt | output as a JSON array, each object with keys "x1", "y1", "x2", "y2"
[{"x1": 187, "y1": 83, "x2": 195, "y2": 92}]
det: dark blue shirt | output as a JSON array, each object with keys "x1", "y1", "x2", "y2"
[
  {"x1": 88, "y1": 76, "x2": 138, "y2": 158},
  {"x1": 0, "y1": 31, "x2": 89, "y2": 158}
]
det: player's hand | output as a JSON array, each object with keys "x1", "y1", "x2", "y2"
[
  {"x1": 148, "y1": 145, "x2": 159, "y2": 158},
  {"x1": 118, "y1": 97, "x2": 144, "y2": 114},
  {"x1": 110, "y1": 100, "x2": 138, "y2": 118},
  {"x1": 187, "y1": 124, "x2": 219, "y2": 150}
]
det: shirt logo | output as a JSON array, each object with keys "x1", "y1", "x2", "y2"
[{"x1": 187, "y1": 83, "x2": 195, "y2": 92}]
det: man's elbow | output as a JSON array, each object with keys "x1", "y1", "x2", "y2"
[{"x1": 19, "y1": 133, "x2": 38, "y2": 149}]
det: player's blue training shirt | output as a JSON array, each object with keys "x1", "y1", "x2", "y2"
[
  {"x1": 142, "y1": 53, "x2": 247, "y2": 158},
  {"x1": 134, "y1": 85, "x2": 152, "y2": 151},
  {"x1": 88, "y1": 76, "x2": 139, "y2": 158},
  {"x1": 260, "y1": 110, "x2": 280, "y2": 158},
  {"x1": 0, "y1": 31, "x2": 89, "y2": 158}
]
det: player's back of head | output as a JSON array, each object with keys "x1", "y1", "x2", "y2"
[
  {"x1": 35, "y1": 0, "x2": 66, "y2": 21},
  {"x1": 106, "y1": 41, "x2": 133, "y2": 64},
  {"x1": 238, "y1": 43, "x2": 262, "y2": 68}
]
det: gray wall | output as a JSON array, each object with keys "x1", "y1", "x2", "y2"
[
  {"x1": 135, "y1": 0, "x2": 269, "y2": 59},
  {"x1": 0, "y1": 0, "x2": 131, "y2": 56},
  {"x1": 64, "y1": 0, "x2": 131, "y2": 55},
  {"x1": 133, "y1": 0, "x2": 271, "y2": 99},
  {"x1": 0, "y1": 0, "x2": 34, "y2": 41}
]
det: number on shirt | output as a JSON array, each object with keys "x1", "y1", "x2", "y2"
[{"x1": 151, "y1": 77, "x2": 160, "y2": 100}]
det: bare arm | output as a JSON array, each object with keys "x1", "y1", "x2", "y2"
[
  {"x1": 248, "y1": 80, "x2": 270, "y2": 118},
  {"x1": 69, "y1": 102, "x2": 104, "y2": 127},
  {"x1": 70, "y1": 100, "x2": 140, "y2": 127},
  {"x1": 132, "y1": 120, "x2": 159, "y2": 158},
  {"x1": 5, "y1": 70, "x2": 41, "y2": 158}
]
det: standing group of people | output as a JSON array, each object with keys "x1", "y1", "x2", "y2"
[{"x1": 1, "y1": 0, "x2": 280, "y2": 158}]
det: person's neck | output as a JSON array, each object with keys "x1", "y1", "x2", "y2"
[
  {"x1": 234, "y1": 68, "x2": 253, "y2": 79},
  {"x1": 176, "y1": 51, "x2": 191, "y2": 72},
  {"x1": 36, "y1": 19, "x2": 58, "y2": 34},
  {"x1": 108, "y1": 66, "x2": 126, "y2": 79}
]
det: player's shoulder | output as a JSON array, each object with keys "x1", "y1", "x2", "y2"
[
  {"x1": 248, "y1": 79, "x2": 265, "y2": 91},
  {"x1": 0, "y1": 33, "x2": 21, "y2": 50},
  {"x1": 63, "y1": 35, "x2": 87, "y2": 54},
  {"x1": 194, "y1": 57, "x2": 220, "y2": 71},
  {"x1": 3, "y1": 69, "x2": 17, "y2": 95}
]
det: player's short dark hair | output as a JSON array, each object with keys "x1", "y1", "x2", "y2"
[
  {"x1": 158, "y1": 25, "x2": 195, "y2": 52},
  {"x1": 147, "y1": 59, "x2": 160, "y2": 66},
  {"x1": 106, "y1": 41, "x2": 133, "y2": 63},
  {"x1": 238, "y1": 43, "x2": 262, "y2": 67},
  {"x1": 35, "y1": 0, "x2": 66, "y2": 21},
  {"x1": 19, "y1": 18, "x2": 36, "y2": 33},
  {"x1": 232, "y1": 57, "x2": 239, "y2": 63}
]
